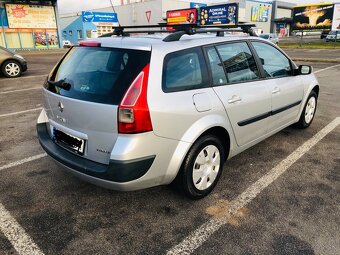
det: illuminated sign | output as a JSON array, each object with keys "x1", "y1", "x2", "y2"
[
  {"x1": 167, "y1": 8, "x2": 198, "y2": 25},
  {"x1": 199, "y1": 3, "x2": 238, "y2": 26},
  {"x1": 292, "y1": 4, "x2": 334, "y2": 31},
  {"x1": 82, "y1": 11, "x2": 118, "y2": 23}
]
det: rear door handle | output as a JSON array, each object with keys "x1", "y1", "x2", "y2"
[
  {"x1": 228, "y1": 95, "x2": 242, "y2": 104},
  {"x1": 272, "y1": 87, "x2": 281, "y2": 94}
]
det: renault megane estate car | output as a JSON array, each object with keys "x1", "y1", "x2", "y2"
[{"x1": 37, "y1": 29, "x2": 319, "y2": 199}]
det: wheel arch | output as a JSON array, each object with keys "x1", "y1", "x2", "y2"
[
  {"x1": 164, "y1": 124, "x2": 234, "y2": 185},
  {"x1": 312, "y1": 85, "x2": 320, "y2": 97},
  {"x1": 197, "y1": 126, "x2": 231, "y2": 161}
]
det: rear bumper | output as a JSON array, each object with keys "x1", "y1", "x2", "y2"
[{"x1": 37, "y1": 123, "x2": 155, "y2": 189}]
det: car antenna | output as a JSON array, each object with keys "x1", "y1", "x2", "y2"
[{"x1": 109, "y1": 0, "x2": 121, "y2": 27}]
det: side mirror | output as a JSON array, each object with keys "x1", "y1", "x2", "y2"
[
  {"x1": 298, "y1": 65, "x2": 313, "y2": 75},
  {"x1": 259, "y1": 57, "x2": 265, "y2": 65}
]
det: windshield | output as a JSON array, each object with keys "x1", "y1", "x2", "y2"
[
  {"x1": 46, "y1": 46, "x2": 151, "y2": 105},
  {"x1": 259, "y1": 34, "x2": 269, "y2": 39}
]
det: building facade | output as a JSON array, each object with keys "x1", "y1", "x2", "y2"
[
  {"x1": 59, "y1": 11, "x2": 118, "y2": 44},
  {"x1": 103, "y1": 0, "x2": 275, "y2": 33},
  {"x1": 272, "y1": 1, "x2": 294, "y2": 36},
  {"x1": 59, "y1": 0, "x2": 295, "y2": 41},
  {"x1": 0, "y1": 0, "x2": 60, "y2": 49}
]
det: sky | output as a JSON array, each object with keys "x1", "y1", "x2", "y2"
[{"x1": 57, "y1": 0, "x2": 339, "y2": 14}]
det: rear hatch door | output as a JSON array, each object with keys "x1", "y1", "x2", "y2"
[{"x1": 43, "y1": 45, "x2": 151, "y2": 164}]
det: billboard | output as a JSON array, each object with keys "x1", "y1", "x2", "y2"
[
  {"x1": 82, "y1": 11, "x2": 118, "y2": 23},
  {"x1": 332, "y1": 4, "x2": 340, "y2": 30},
  {"x1": 167, "y1": 8, "x2": 198, "y2": 25},
  {"x1": 251, "y1": 4, "x2": 270, "y2": 22},
  {"x1": 6, "y1": 4, "x2": 57, "y2": 29},
  {"x1": 292, "y1": 4, "x2": 334, "y2": 31},
  {"x1": 199, "y1": 3, "x2": 238, "y2": 26}
]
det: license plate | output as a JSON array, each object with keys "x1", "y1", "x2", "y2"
[{"x1": 53, "y1": 128, "x2": 85, "y2": 155}]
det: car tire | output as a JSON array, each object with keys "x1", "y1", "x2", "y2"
[
  {"x1": 174, "y1": 135, "x2": 225, "y2": 199},
  {"x1": 295, "y1": 91, "x2": 317, "y2": 129},
  {"x1": 2, "y1": 60, "x2": 22, "y2": 78}
]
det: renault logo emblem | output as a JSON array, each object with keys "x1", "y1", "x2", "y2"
[{"x1": 58, "y1": 102, "x2": 64, "y2": 112}]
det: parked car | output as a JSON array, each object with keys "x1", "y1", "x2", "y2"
[
  {"x1": 37, "y1": 30, "x2": 319, "y2": 199},
  {"x1": 259, "y1": 33, "x2": 279, "y2": 44},
  {"x1": 62, "y1": 40, "x2": 72, "y2": 48},
  {"x1": 0, "y1": 46, "x2": 27, "y2": 78},
  {"x1": 325, "y1": 30, "x2": 340, "y2": 42},
  {"x1": 320, "y1": 30, "x2": 330, "y2": 39}
]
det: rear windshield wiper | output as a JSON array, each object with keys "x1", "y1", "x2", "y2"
[{"x1": 47, "y1": 79, "x2": 71, "y2": 91}]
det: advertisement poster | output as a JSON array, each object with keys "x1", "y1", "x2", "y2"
[
  {"x1": 167, "y1": 8, "x2": 198, "y2": 25},
  {"x1": 199, "y1": 3, "x2": 238, "y2": 26},
  {"x1": 34, "y1": 30, "x2": 47, "y2": 48},
  {"x1": 6, "y1": 4, "x2": 57, "y2": 29},
  {"x1": 251, "y1": 4, "x2": 270, "y2": 22},
  {"x1": 82, "y1": 11, "x2": 118, "y2": 23},
  {"x1": 292, "y1": 4, "x2": 334, "y2": 31},
  {"x1": 47, "y1": 30, "x2": 59, "y2": 48},
  {"x1": 332, "y1": 4, "x2": 340, "y2": 30}
]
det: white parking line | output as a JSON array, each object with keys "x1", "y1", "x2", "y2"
[
  {"x1": 314, "y1": 63, "x2": 340, "y2": 74},
  {"x1": 0, "y1": 108, "x2": 42, "y2": 118},
  {"x1": 0, "y1": 87, "x2": 41, "y2": 95},
  {"x1": 0, "y1": 74, "x2": 47, "y2": 80},
  {"x1": 0, "y1": 153, "x2": 47, "y2": 172},
  {"x1": 167, "y1": 117, "x2": 340, "y2": 255},
  {"x1": 0, "y1": 203, "x2": 45, "y2": 255}
]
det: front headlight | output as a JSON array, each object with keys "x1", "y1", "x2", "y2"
[{"x1": 14, "y1": 54, "x2": 25, "y2": 60}]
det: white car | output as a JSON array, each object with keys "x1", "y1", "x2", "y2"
[
  {"x1": 259, "y1": 33, "x2": 279, "y2": 44},
  {"x1": 62, "y1": 40, "x2": 72, "y2": 48},
  {"x1": 325, "y1": 31, "x2": 340, "y2": 42},
  {"x1": 37, "y1": 26, "x2": 319, "y2": 199}
]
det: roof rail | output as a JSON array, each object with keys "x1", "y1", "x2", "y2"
[{"x1": 99, "y1": 24, "x2": 257, "y2": 41}]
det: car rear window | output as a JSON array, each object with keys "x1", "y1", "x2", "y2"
[{"x1": 45, "y1": 46, "x2": 151, "y2": 105}]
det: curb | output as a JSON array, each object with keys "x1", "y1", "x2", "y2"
[
  {"x1": 14, "y1": 49, "x2": 68, "y2": 55},
  {"x1": 291, "y1": 58, "x2": 340, "y2": 63}
]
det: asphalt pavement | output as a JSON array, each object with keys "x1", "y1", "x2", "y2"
[{"x1": 0, "y1": 49, "x2": 339, "y2": 255}]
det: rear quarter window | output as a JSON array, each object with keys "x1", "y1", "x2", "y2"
[{"x1": 162, "y1": 47, "x2": 209, "y2": 93}]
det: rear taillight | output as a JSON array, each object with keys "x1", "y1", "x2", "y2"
[{"x1": 118, "y1": 64, "x2": 153, "y2": 134}]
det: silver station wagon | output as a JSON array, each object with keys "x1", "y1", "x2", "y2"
[{"x1": 37, "y1": 26, "x2": 319, "y2": 199}]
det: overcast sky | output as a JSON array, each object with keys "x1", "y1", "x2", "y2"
[{"x1": 57, "y1": 0, "x2": 339, "y2": 14}]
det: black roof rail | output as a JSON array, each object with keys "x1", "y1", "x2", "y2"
[
  {"x1": 98, "y1": 23, "x2": 257, "y2": 41},
  {"x1": 163, "y1": 24, "x2": 257, "y2": 42}
]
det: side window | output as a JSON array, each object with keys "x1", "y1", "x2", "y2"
[
  {"x1": 162, "y1": 47, "x2": 209, "y2": 92},
  {"x1": 216, "y1": 42, "x2": 260, "y2": 83},
  {"x1": 205, "y1": 47, "x2": 227, "y2": 86},
  {"x1": 252, "y1": 41, "x2": 291, "y2": 78}
]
